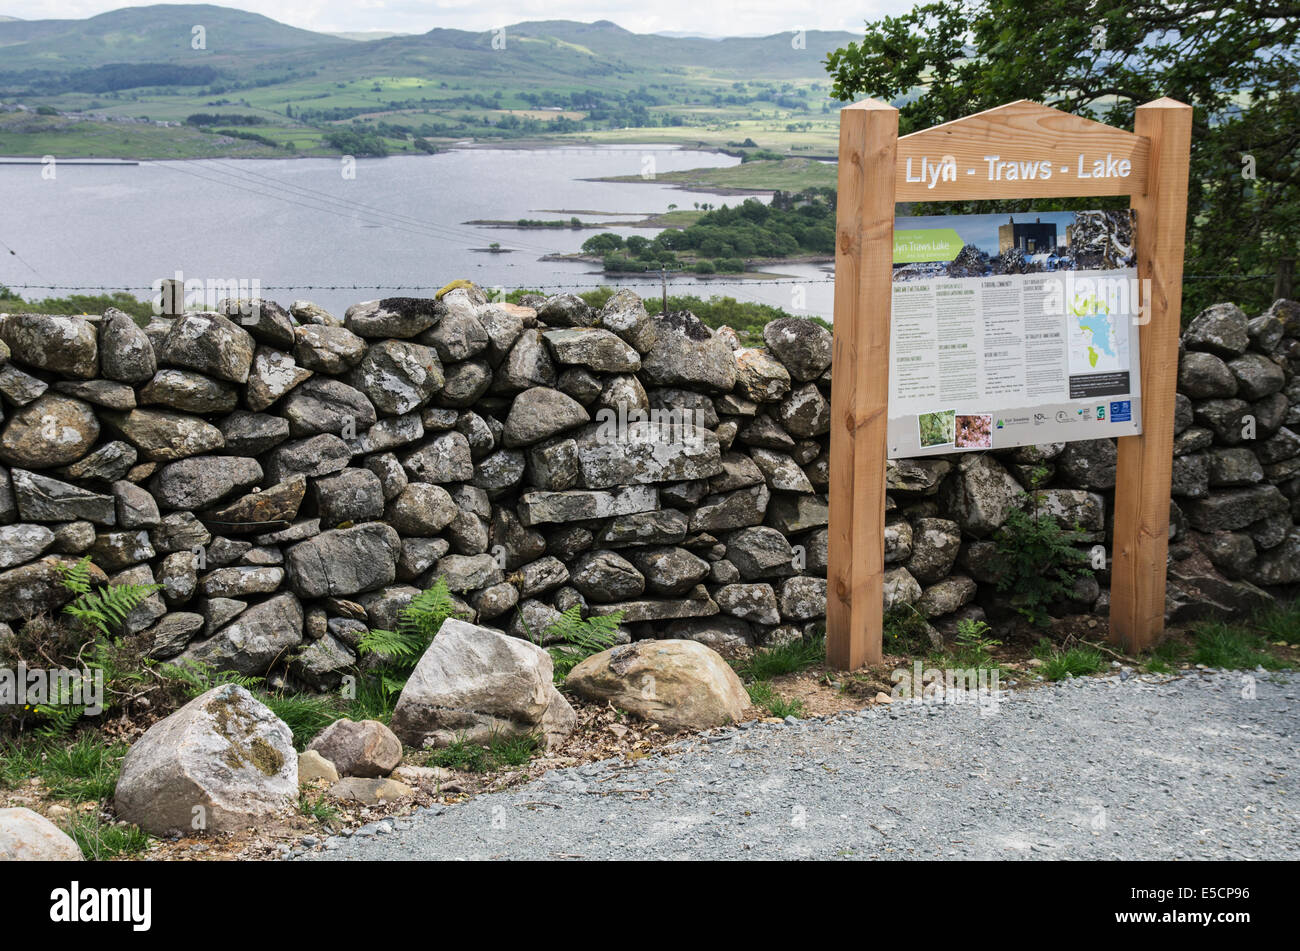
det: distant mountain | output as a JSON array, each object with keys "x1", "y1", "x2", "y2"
[
  {"x1": 324, "y1": 31, "x2": 411, "y2": 42},
  {"x1": 0, "y1": 3, "x2": 349, "y2": 70},
  {"x1": 0, "y1": 5, "x2": 856, "y2": 81}
]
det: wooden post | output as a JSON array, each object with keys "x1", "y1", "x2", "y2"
[
  {"x1": 159, "y1": 278, "x2": 183, "y2": 317},
  {"x1": 826, "y1": 100, "x2": 897, "y2": 670},
  {"x1": 1276, "y1": 257, "x2": 1295, "y2": 301},
  {"x1": 1110, "y1": 98, "x2": 1193, "y2": 652}
]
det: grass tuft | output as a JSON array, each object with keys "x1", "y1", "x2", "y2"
[
  {"x1": 735, "y1": 633, "x2": 825, "y2": 681},
  {"x1": 1190, "y1": 622, "x2": 1287, "y2": 671},
  {"x1": 746, "y1": 680, "x2": 805, "y2": 718},
  {"x1": 426, "y1": 732, "x2": 541, "y2": 772},
  {"x1": 65, "y1": 813, "x2": 150, "y2": 860},
  {"x1": 1034, "y1": 641, "x2": 1105, "y2": 681}
]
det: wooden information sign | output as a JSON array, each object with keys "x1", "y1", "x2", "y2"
[{"x1": 827, "y1": 98, "x2": 1192, "y2": 669}]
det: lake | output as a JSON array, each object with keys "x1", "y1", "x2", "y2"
[{"x1": 0, "y1": 146, "x2": 835, "y2": 319}]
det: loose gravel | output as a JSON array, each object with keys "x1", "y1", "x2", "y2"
[{"x1": 302, "y1": 670, "x2": 1297, "y2": 861}]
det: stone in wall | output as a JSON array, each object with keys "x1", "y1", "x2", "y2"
[{"x1": 0, "y1": 290, "x2": 1295, "y2": 690}]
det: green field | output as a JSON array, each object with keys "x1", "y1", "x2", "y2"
[
  {"x1": 597, "y1": 157, "x2": 837, "y2": 193},
  {"x1": 0, "y1": 111, "x2": 288, "y2": 159}
]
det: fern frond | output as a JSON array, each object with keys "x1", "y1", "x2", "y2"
[
  {"x1": 32, "y1": 704, "x2": 83, "y2": 739},
  {"x1": 380, "y1": 674, "x2": 408, "y2": 696},
  {"x1": 56, "y1": 556, "x2": 94, "y2": 596},
  {"x1": 396, "y1": 578, "x2": 459, "y2": 641},
  {"x1": 544, "y1": 606, "x2": 622, "y2": 653},
  {"x1": 158, "y1": 659, "x2": 263, "y2": 697},
  {"x1": 358, "y1": 627, "x2": 422, "y2": 660},
  {"x1": 59, "y1": 566, "x2": 163, "y2": 637},
  {"x1": 539, "y1": 607, "x2": 624, "y2": 682}
]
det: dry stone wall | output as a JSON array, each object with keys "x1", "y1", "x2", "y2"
[{"x1": 0, "y1": 288, "x2": 1297, "y2": 686}]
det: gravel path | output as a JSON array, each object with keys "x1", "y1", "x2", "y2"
[{"x1": 303, "y1": 670, "x2": 1298, "y2": 861}]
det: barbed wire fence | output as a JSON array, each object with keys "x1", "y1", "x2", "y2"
[{"x1": 0, "y1": 273, "x2": 1276, "y2": 295}]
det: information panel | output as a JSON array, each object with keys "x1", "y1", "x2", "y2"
[{"x1": 886, "y1": 209, "x2": 1142, "y2": 458}]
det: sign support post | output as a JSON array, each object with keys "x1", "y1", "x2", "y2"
[
  {"x1": 1110, "y1": 99, "x2": 1193, "y2": 652},
  {"x1": 827, "y1": 99, "x2": 897, "y2": 670},
  {"x1": 826, "y1": 98, "x2": 1191, "y2": 670}
]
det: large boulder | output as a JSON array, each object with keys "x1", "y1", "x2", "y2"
[
  {"x1": 102, "y1": 409, "x2": 225, "y2": 462},
  {"x1": 141, "y1": 368, "x2": 239, "y2": 414},
  {"x1": 113, "y1": 684, "x2": 297, "y2": 836},
  {"x1": 99, "y1": 308, "x2": 156, "y2": 383},
  {"x1": 156, "y1": 312, "x2": 255, "y2": 384},
  {"x1": 0, "y1": 807, "x2": 82, "y2": 860},
  {"x1": 542, "y1": 328, "x2": 641, "y2": 373},
  {"x1": 350, "y1": 339, "x2": 444, "y2": 415},
  {"x1": 390, "y1": 618, "x2": 576, "y2": 750},
  {"x1": 0, "y1": 395, "x2": 99, "y2": 468},
  {"x1": 150, "y1": 456, "x2": 262, "y2": 510},
  {"x1": 939, "y1": 454, "x2": 1024, "y2": 537},
  {"x1": 307, "y1": 719, "x2": 402, "y2": 778},
  {"x1": 504, "y1": 387, "x2": 590, "y2": 447},
  {"x1": 245, "y1": 347, "x2": 312, "y2": 412},
  {"x1": 0, "y1": 314, "x2": 98, "y2": 379},
  {"x1": 762, "y1": 318, "x2": 833, "y2": 382},
  {"x1": 281, "y1": 377, "x2": 377, "y2": 438},
  {"x1": 573, "y1": 420, "x2": 721, "y2": 487},
  {"x1": 566, "y1": 639, "x2": 749, "y2": 731},
  {"x1": 345, "y1": 297, "x2": 439, "y2": 339},
  {"x1": 176, "y1": 593, "x2": 304, "y2": 675},
  {"x1": 1183, "y1": 303, "x2": 1249, "y2": 357},
  {"x1": 285, "y1": 523, "x2": 399, "y2": 598},
  {"x1": 639, "y1": 311, "x2": 737, "y2": 391}
]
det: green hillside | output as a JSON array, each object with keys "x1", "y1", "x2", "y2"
[
  {"x1": 0, "y1": 4, "x2": 348, "y2": 67},
  {"x1": 0, "y1": 5, "x2": 854, "y2": 164}
]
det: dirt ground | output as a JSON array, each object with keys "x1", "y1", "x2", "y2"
[{"x1": 6, "y1": 614, "x2": 1297, "y2": 861}]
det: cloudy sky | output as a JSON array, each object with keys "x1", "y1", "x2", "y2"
[{"x1": 1, "y1": 0, "x2": 915, "y2": 36}]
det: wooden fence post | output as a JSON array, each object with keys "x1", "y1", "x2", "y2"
[
  {"x1": 826, "y1": 99, "x2": 897, "y2": 670},
  {"x1": 1110, "y1": 98, "x2": 1193, "y2": 652}
]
